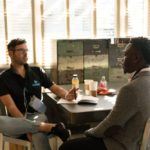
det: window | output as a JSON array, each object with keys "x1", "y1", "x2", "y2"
[
  {"x1": 42, "y1": 0, "x2": 66, "y2": 67},
  {"x1": 43, "y1": 0, "x2": 66, "y2": 39},
  {"x1": 0, "y1": 0, "x2": 150, "y2": 68},
  {"x1": 69, "y1": 0, "x2": 93, "y2": 38},
  {"x1": 96, "y1": 0, "x2": 115, "y2": 38},
  {"x1": 147, "y1": 0, "x2": 150, "y2": 36},
  {"x1": 120, "y1": 0, "x2": 147, "y2": 37},
  {"x1": 127, "y1": 0, "x2": 145, "y2": 36},
  {"x1": 6, "y1": 0, "x2": 33, "y2": 63},
  {"x1": 0, "y1": 0, "x2": 6, "y2": 65}
]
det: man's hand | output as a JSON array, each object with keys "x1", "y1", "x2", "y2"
[
  {"x1": 104, "y1": 125, "x2": 123, "y2": 137},
  {"x1": 27, "y1": 133, "x2": 32, "y2": 142},
  {"x1": 65, "y1": 88, "x2": 78, "y2": 101}
]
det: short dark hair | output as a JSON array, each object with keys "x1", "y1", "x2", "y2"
[
  {"x1": 130, "y1": 37, "x2": 150, "y2": 64},
  {"x1": 7, "y1": 38, "x2": 26, "y2": 51}
]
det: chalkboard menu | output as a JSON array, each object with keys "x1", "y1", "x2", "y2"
[
  {"x1": 83, "y1": 39, "x2": 110, "y2": 82},
  {"x1": 57, "y1": 38, "x2": 131, "y2": 84},
  {"x1": 57, "y1": 40, "x2": 84, "y2": 84},
  {"x1": 109, "y1": 38, "x2": 130, "y2": 82}
]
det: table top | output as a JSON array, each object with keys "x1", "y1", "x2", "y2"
[
  {"x1": 44, "y1": 82, "x2": 125, "y2": 124},
  {"x1": 47, "y1": 93, "x2": 117, "y2": 113}
]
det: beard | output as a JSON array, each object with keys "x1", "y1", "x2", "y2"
[{"x1": 14, "y1": 57, "x2": 28, "y2": 65}]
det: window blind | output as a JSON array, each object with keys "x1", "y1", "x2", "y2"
[
  {"x1": 148, "y1": 0, "x2": 150, "y2": 36},
  {"x1": 43, "y1": 0, "x2": 66, "y2": 67},
  {"x1": 69, "y1": 0, "x2": 93, "y2": 38},
  {"x1": 6, "y1": 0, "x2": 33, "y2": 63},
  {"x1": 0, "y1": 0, "x2": 7, "y2": 65},
  {"x1": 127, "y1": 0, "x2": 145, "y2": 36},
  {"x1": 96, "y1": 0, "x2": 115, "y2": 38},
  {"x1": 0, "y1": 0, "x2": 150, "y2": 68}
]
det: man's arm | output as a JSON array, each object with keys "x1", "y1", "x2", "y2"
[
  {"x1": 85, "y1": 85, "x2": 137, "y2": 137},
  {"x1": 50, "y1": 84, "x2": 76, "y2": 101},
  {"x1": 37, "y1": 67, "x2": 76, "y2": 100},
  {"x1": 0, "y1": 95, "x2": 24, "y2": 117}
]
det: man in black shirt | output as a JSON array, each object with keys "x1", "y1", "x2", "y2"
[{"x1": 0, "y1": 38, "x2": 75, "y2": 150}]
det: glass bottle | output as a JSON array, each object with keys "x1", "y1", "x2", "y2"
[
  {"x1": 99, "y1": 76, "x2": 107, "y2": 90},
  {"x1": 72, "y1": 74, "x2": 79, "y2": 89}
]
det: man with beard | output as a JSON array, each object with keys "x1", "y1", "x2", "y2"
[
  {"x1": 59, "y1": 37, "x2": 150, "y2": 150},
  {"x1": 0, "y1": 38, "x2": 76, "y2": 150}
]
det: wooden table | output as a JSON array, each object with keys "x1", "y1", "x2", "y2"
[{"x1": 43, "y1": 82, "x2": 124, "y2": 125}]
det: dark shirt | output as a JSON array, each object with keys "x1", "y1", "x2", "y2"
[{"x1": 0, "y1": 64, "x2": 53, "y2": 115}]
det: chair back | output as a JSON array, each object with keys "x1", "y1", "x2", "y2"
[
  {"x1": 0, "y1": 133, "x2": 3, "y2": 150},
  {"x1": 140, "y1": 118, "x2": 150, "y2": 150},
  {"x1": 0, "y1": 101, "x2": 7, "y2": 115}
]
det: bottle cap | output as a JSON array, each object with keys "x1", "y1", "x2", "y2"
[
  {"x1": 102, "y1": 76, "x2": 105, "y2": 80},
  {"x1": 73, "y1": 74, "x2": 78, "y2": 77}
]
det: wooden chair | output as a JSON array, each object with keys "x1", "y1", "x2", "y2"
[
  {"x1": 0, "y1": 133, "x2": 32, "y2": 150},
  {"x1": 0, "y1": 132, "x2": 59, "y2": 150},
  {"x1": 0, "y1": 101, "x2": 58, "y2": 150},
  {"x1": 0, "y1": 101, "x2": 32, "y2": 150},
  {"x1": 140, "y1": 118, "x2": 150, "y2": 150},
  {"x1": 0, "y1": 132, "x2": 3, "y2": 150}
]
